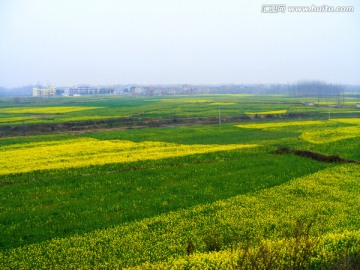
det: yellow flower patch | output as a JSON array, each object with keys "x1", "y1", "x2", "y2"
[
  {"x1": 0, "y1": 138, "x2": 257, "y2": 175},
  {"x1": 245, "y1": 110, "x2": 287, "y2": 115},
  {"x1": 0, "y1": 106, "x2": 102, "y2": 114},
  {"x1": 236, "y1": 120, "x2": 324, "y2": 129},
  {"x1": 300, "y1": 126, "x2": 360, "y2": 144}
]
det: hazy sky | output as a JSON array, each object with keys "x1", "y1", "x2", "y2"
[{"x1": 0, "y1": 0, "x2": 359, "y2": 87}]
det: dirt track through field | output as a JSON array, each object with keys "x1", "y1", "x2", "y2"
[{"x1": 274, "y1": 147, "x2": 359, "y2": 164}]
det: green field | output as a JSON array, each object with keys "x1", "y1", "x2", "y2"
[
  {"x1": 1, "y1": 95, "x2": 359, "y2": 127},
  {"x1": 1, "y1": 95, "x2": 360, "y2": 269}
]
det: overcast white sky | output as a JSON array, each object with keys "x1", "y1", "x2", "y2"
[{"x1": 0, "y1": 0, "x2": 359, "y2": 87}]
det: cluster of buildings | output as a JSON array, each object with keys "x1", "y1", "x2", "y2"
[
  {"x1": 31, "y1": 83, "x2": 359, "y2": 98},
  {"x1": 128, "y1": 85, "x2": 212, "y2": 96},
  {"x1": 32, "y1": 84, "x2": 214, "y2": 97},
  {"x1": 32, "y1": 85, "x2": 111, "y2": 97}
]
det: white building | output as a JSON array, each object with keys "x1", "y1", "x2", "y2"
[
  {"x1": 64, "y1": 85, "x2": 100, "y2": 96},
  {"x1": 32, "y1": 87, "x2": 56, "y2": 97}
]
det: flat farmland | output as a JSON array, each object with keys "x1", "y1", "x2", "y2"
[
  {"x1": 0, "y1": 95, "x2": 359, "y2": 128},
  {"x1": 0, "y1": 95, "x2": 359, "y2": 269}
]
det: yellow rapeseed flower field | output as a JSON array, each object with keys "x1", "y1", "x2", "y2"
[
  {"x1": 160, "y1": 99, "x2": 213, "y2": 103},
  {"x1": 236, "y1": 120, "x2": 325, "y2": 129},
  {"x1": 332, "y1": 118, "x2": 360, "y2": 125},
  {"x1": 237, "y1": 118, "x2": 360, "y2": 144},
  {"x1": 245, "y1": 110, "x2": 287, "y2": 115},
  {"x1": 0, "y1": 117, "x2": 31, "y2": 123},
  {"x1": 300, "y1": 126, "x2": 360, "y2": 144},
  {"x1": 209, "y1": 102, "x2": 235, "y2": 105},
  {"x1": 0, "y1": 138, "x2": 257, "y2": 175},
  {"x1": 0, "y1": 106, "x2": 102, "y2": 114},
  {"x1": 1, "y1": 164, "x2": 359, "y2": 269},
  {"x1": 129, "y1": 230, "x2": 360, "y2": 270}
]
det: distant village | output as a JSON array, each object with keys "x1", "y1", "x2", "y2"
[
  {"x1": 30, "y1": 82, "x2": 359, "y2": 98},
  {"x1": 31, "y1": 84, "x2": 290, "y2": 97},
  {"x1": 0, "y1": 82, "x2": 359, "y2": 98},
  {"x1": 32, "y1": 84, "x2": 219, "y2": 97}
]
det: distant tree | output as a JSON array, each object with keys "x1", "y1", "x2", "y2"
[{"x1": 287, "y1": 81, "x2": 342, "y2": 98}]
